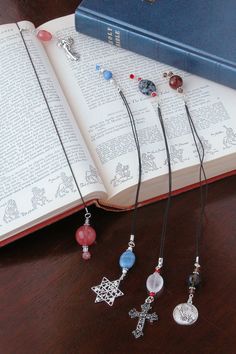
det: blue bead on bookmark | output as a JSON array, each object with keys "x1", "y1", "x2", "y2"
[
  {"x1": 92, "y1": 64, "x2": 142, "y2": 306},
  {"x1": 91, "y1": 236, "x2": 136, "y2": 306}
]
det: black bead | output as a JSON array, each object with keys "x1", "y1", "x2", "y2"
[
  {"x1": 188, "y1": 273, "x2": 201, "y2": 288},
  {"x1": 138, "y1": 79, "x2": 156, "y2": 96}
]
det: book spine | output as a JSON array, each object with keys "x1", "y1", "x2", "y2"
[{"x1": 75, "y1": 9, "x2": 236, "y2": 90}]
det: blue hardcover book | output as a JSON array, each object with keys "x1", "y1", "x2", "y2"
[{"x1": 75, "y1": 0, "x2": 236, "y2": 89}]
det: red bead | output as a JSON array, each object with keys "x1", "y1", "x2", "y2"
[
  {"x1": 155, "y1": 268, "x2": 160, "y2": 273},
  {"x1": 149, "y1": 292, "x2": 156, "y2": 297},
  {"x1": 82, "y1": 251, "x2": 91, "y2": 260},
  {"x1": 37, "y1": 30, "x2": 53, "y2": 42},
  {"x1": 151, "y1": 92, "x2": 157, "y2": 97},
  {"x1": 75, "y1": 225, "x2": 96, "y2": 246},
  {"x1": 169, "y1": 75, "x2": 183, "y2": 90},
  {"x1": 138, "y1": 77, "x2": 142, "y2": 81},
  {"x1": 130, "y1": 74, "x2": 135, "y2": 79}
]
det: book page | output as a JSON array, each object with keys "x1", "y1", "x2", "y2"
[
  {"x1": 0, "y1": 21, "x2": 106, "y2": 241},
  {"x1": 40, "y1": 15, "x2": 236, "y2": 203}
]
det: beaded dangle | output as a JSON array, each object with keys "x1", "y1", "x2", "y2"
[
  {"x1": 21, "y1": 28, "x2": 80, "y2": 61},
  {"x1": 18, "y1": 24, "x2": 97, "y2": 260},
  {"x1": 75, "y1": 209, "x2": 96, "y2": 260},
  {"x1": 163, "y1": 71, "x2": 207, "y2": 325},
  {"x1": 91, "y1": 65, "x2": 142, "y2": 306},
  {"x1": 128, "y1": 74, "x2": 172, "y2": 338}
]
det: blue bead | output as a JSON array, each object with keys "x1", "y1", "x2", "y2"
[
  {"x1": 119, "y1": 250, "x2": 136, "y2": 269},
  {"x1": 103, "y1": 70, "x2": 113, "y2": 80},
  {"x1": 96, "y1": 64, "x2": 100, "y2": 71}
]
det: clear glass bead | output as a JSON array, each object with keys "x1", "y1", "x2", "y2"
[{"x1": 146, "y1": 272, "x2": 164, "y2": 294}]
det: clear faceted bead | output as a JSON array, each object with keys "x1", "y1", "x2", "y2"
[{"x1": 146, "y1": 272, "x2": 164, "y2": 294}]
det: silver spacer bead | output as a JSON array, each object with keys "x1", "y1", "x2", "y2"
[
  {"x1": 127, "y1": 241, "x2": 135, "y2": 251},
  {"x1": 157, "y1": 257, "x2": 163, "y2": 269},
  {"x1": 122, "y1": 267, "x2": 128, "y2": 274},
  {"x1": 130, "y1": 234, "x2": 135, "y2": 242},
  {"x1": 145, "y1": 296, "x2": 154, "y2": 303},
  {"x1": 119, "y1": 268, "x2": 128, "y2": 281}
]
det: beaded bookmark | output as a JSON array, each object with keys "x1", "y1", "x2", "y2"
[
  {"x1": 128, "y1": 74, "x2": 172, "y2": 338},
  {"x1": 17, "y1": 24, "x2": 97, "y2": 260},
  {"x1": 91, "y1": 65, "x2": 142, "y2": 306},
  {"x1": 162, "y1": 72, "x2": 207, "y2": 325},
  {"x1": 128, "y1": 72, "x2": 207, "y2": 336}
]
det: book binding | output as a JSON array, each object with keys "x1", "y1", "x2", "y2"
[{"x1": 2, "y1": 169, "x2": 235, "y2": 247}]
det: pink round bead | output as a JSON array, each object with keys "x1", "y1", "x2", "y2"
[
  {"x1": 82, "y1": 251, "x2": 91, "y2": 260},
  {"x1": 75, "y1": 225, "x2": 96, "y2": 246},
  {"x1": 36, "y1": 30, "x2": 53, "y2": 42}
]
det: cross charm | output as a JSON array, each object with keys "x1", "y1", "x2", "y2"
[{"x1": 129, "y1": 301, "x2": 158, "y2": 338}]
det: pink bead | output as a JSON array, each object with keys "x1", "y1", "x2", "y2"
[
  {"x1": 82, "y1": 251, "x2": 91, "y2": 260},
  {"x1": 75, "y1": 225, "x2": 96, "y2": 246},
  {"x1": 36, "y1": 30, "x2": 53, "y2": 42}
]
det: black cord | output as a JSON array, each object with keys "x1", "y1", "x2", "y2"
[
  {"x1": 157, "y1": 105, "x2": 172, "y2": 259},
  {"x1": 185, "y1": 103, "x2": 208, "y2": 258},
  {"x1": 119, "y1": 90, "x2": 142, "y2": 236},
  {"x1": 16, "y1": 23, "x2": 88, "y2": 212}
]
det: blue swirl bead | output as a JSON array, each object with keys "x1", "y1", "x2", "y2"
[
  {"x1": 96, "y1": 64, "x2": 101, "y2": 71},
  {"x1": 103, "y1": 70, "x2": 113, "y2": 80},
  {"x1": 119, "y1": 250, "x2": 136, "y2": 269},
  {"x1": 138, "y1": 79, "x2": 156, "y2": 96}
]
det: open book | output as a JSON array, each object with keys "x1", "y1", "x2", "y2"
[{"x1": 0, "y1": 14, "x2": 235, "y2": 245}]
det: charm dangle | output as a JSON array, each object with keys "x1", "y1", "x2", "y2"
[
  {"x1": 57, "y1": 37, "x2": 80, "y2": 61},
  {"x1": 163, "y1": 71, "x2": 206, "y2": 326},
  {"x1": 75, "y1": 211, "x2": 96, "y2": 260},
  {"x1": 129, "y1": 296, "x2": 158, "y2": 339},
  {"x1": 92, "y1": 235, "x2": 136, "y2": 305},
  {"x1": 163, "y1": 71, "x2": 183, "y2": 93},
  {"x1": 22, "y1": 27, "x2": 80, "y2": 61},
  {"x1": 129, "y1": 260, "x2": 163, "y2": 338},
  {"x1": 91, "y1": 276, "x2": 124, "y2": 306},
  {"x1": 173, "y1": 299, "x2": 198, "y2": 326},
  {"x1": 173, "y1": 258, "x2": 201, "y2": 325},
  {"x1": 96, "y1": 65, "x2": 120, "y2": 91},
  {"x1": 129, "y1": 74, "x2": 158, "y2": 97},
  {"x1": 93, "y1": 66, "x2": 141, "y2": 306}
]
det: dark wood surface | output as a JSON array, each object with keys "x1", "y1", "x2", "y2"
[{"x1": 1, "y1": 2, "x2": 236, "y2": 353}]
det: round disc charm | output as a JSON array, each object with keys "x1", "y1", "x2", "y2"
[
  {"x1": 138, "y1": 79, "x2": 156, "y2": 96},
  {"x1": 173, "y1": 303, "x2": 198, "y2": 325}
]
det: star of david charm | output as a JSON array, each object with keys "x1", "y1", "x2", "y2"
[{"x1": 91, "y1": 277, "x2": 124, "y2": 306}]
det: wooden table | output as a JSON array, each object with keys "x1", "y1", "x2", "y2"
[{"x1": 1, "y1": 1, "x2": 236, "y2": 353}]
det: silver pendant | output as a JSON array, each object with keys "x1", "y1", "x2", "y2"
[
  {"x1": 91, "y1": 277, "x2": 124, "y2": 306},
  {"x1": 57, "y1": 37, "x2": 80, "y2": 61},
  {"x1": 173, "y1": 303, "x2": 198, "y2": 325},
  {"x1": 129, "y1": 297, "x2": 158, "y2": 338}
]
